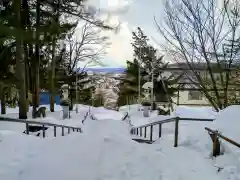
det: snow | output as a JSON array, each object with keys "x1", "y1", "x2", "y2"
[
  {"x1": 173, "y1": 105, "x2": 218, "y2": 119},
  {"x1": 213, "y1": 105, "x2": 240, "y2": 142},
  {"x1": 1, "y1": 104, "x2": 240, "y2": 180},
  {"x1": 89, "y1": 106, "x2": 124, "y2": 121}
]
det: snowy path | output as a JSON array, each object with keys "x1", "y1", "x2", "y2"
[
  {"x1": 1, "y1": 105, "x2": 239, "y2": 180},
  {"x1": 1, "y1": 119, "x2": 225, "y2": 180}
]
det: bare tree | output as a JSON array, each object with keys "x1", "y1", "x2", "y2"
[
  {"x1": 155, "y1": 0, "x2": 240, "y2": 111},
  {"x1": 63, "y1": 20, "x2": 111, "y2": 75}
]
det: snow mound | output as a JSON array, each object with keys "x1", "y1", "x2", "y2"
[
  {"x1": 213, "y1": 105, "x2": 240, "y2": 143},
  {"x1": 174, "y1": 105, "x2": 217, "y2": 119},
  {"x1": 0, "y1": 120, "x2": 165, "y2": 180},
  {"x1": 0, "y1": 105, "x2": 229, "y2": 180},
  {"x1": 91, "y1": 107, "x2": 124, "y2": 120},
  {"x1": 119, "y1": 104, "x2": 140, "y2": 112},
  {"x1": 0, "y1": 131, "x2": 43, "y2": 180},
  {"x1": 83, "y1": 119, "x2": 132, "y2": 141}
]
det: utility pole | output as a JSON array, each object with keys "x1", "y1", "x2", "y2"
[
  {"x1": 138, "y1": 47, "x2": 141, "y2": 111},
  {"x1": 75, "y1": 73, "x2": 78, "y2": 113},
  {"x1": 151, "y1": 61, "x2": 154, "y2": 110}
]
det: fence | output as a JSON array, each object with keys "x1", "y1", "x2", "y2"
[
  {"x1": 205, "y1": 127, "x2": 240, "y2": 156},
  {"x1": 0, "y1": 116, "x2": 82, "y2": 138},
  {"x1": 90, "y1": 114, "x2": 98, "y2": 120},
  {"x1": 82, "y1": 112, "x2": 89, "y2": 124},
  {"x1": 121, "y1": 112, "x2": 129, "y2": 121},
  {"x1": 131, "y1": 117, "x2": 214, "y2": 147}
]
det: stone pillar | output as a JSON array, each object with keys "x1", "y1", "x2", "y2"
[{"x1": 60, "y1": 84, "x2": 70, "y2": 119}]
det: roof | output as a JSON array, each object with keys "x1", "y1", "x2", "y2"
[{"x1": 79, "y1": 67, "x2": 126, "y2": 74}]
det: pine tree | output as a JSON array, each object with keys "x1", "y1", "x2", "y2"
[
  {"x1": 118, "y1": 59, "x2": 145, "y2": 106},
  {"x1": 118, "y1": 27, "x2": 179, "y2": 107}
]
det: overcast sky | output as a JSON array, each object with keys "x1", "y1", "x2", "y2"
[{"x1": 79, "y1": 0, "x2": 165, "y2": 68}]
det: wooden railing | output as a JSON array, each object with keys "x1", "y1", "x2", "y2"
[
  {"x1": 205, "y1": 127, "x2": 240, "y2": 156},
  {"x1": 131, "y1": 117, "x2": 214, "y2": 147},
  {"x1": 0, "y1": 116, "x2": 82, "y2": 138}
]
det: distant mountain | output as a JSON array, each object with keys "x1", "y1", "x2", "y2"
[{"x1": 83, "y1": 67, "x2": 126, "y2": 73}]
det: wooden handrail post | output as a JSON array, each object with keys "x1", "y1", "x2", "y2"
[
  {"x1": 212, "y1": 132, "x2": 218, "y2": 157},
  {"x1": 137, "y1": 128, "x2": 139, "y2": 135},
  {"x1": 140, "y1": 127, "x2": 142, "y2": 137},
  {"x1": 68, "y1": 127, "x2": 70, "y2": 134},
  {"x1": 205, "y1": 127, "x2": 240, "y2": 149},
  {"x1": 174, "y1": 117, "x2": 179, "y2": 147}
]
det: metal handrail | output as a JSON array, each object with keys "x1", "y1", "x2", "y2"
[
  {"x1": 82, "y1": 111, "x2": 89, "y2": 124},
  {"x1": 121, "y1": 112, "x2": 129, "y2": 121},
  {"x1": 133, "y1": 117, "x2": 214, "y2": 129},
  {"x1": 90, "y1": 114, "x2": 98, "y2": 120},
  {"x1": 133, "y1": 117, "x2": 176, "y2": 129},
  {"x1": 131, "y1": 116, "x2": 215, "y2": 146},
  {"x1": 0, "y1": 116, "x2": 82, "y2": 138},
  {"x1": 0, "y1": 116, "x2": 81, "y2": 130}
]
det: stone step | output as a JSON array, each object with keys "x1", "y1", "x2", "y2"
[{"x1": 132, "y1": 138, "x2": 154, "y2": 144}]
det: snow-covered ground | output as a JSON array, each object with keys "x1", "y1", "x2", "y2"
[{"x1": 0, "y1": 104, "x2": 240, "y2": 179}]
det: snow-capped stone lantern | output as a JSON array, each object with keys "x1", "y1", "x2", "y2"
[
  {"x1": 60, "y1": 84, "x2": 70, "y2": 119},
  {"x1": 141, "y1": 101, "x2": 151, "y2": 117},
  {"x1": 141, "y1": 82, "x2": 153, "y2": 117}
]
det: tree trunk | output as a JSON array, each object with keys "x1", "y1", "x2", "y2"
[
  {"x1": 50, "y1": 41, "x2": 56, "y2": 112},
  {"x1": 33, "y1": 0, "x2": 40, "y2": 117},
  {"x1": 16, "y1": 0, "x2": 27, "y2": 119},
  {"x1": 17, "y1": 44, "x2": 27, "y2": 119},
  {"x1": 0, "y1": 85, "x2": 6, "y2": 115},
  {"x1": 50, "y1": 1, "x2": 60, "y2": 112},
  {"x1": 70, "y1": 89, "x2": 73, "y2": 110},
  {"x1": 24, "y1": 46, "x2": 29, "y2": 112}
]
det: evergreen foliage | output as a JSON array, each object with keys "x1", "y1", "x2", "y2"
[
  {"x1": 0, "y1": 0, "x2": 114, "y2": 118},
  {"x1": 118, "y1": 27, "x2": 179, "y2": 106}
]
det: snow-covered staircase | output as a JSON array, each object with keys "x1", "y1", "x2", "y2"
[{"x1": 130, "y1": 117, "x2": 215, "y2": 145}]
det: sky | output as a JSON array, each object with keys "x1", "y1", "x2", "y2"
[{"x1": 78, "y1": 0, "x2": 165, "y2": 68}]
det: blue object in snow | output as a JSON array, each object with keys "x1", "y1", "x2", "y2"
[{"x1": 39, "y1": 92, "x2": 60, "y2": 105}]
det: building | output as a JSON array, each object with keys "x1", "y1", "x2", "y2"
[{"x1": 169, "y1": 62, "x2": 240, "y2": 106}]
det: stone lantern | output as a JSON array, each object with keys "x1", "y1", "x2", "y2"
[{"x1": 60, "y1": 84, "x2": 70, "y2": 119}]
